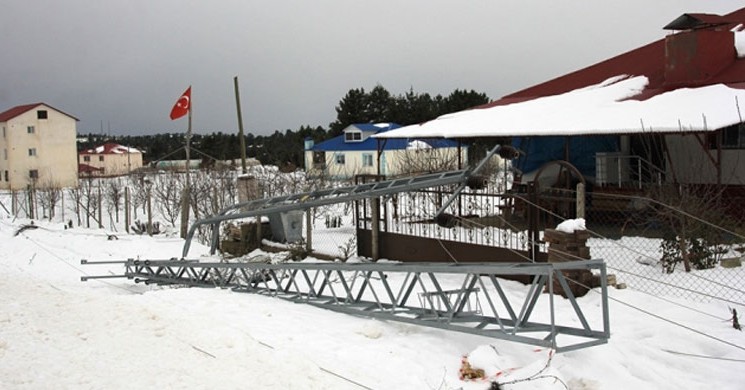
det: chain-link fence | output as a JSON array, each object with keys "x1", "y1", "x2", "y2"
[{"x1": 341, "y1": 180, "x2": 745, "y2": 304}]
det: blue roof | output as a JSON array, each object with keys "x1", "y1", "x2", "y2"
[
  {"x1": 311, "y1": 123, "x2": 461, "y2": 152},
  {"x1": 350, "y1": 123, "x2": 399, "y2": 132}
]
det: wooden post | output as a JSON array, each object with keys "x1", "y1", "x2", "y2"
[
  {"x1": 147, "y1": 185, "x2": 153, "y2": 236},
  {"x1": 256, "y1": 215, "x2": 262, "y2": 248},
  {"x1": 305, "y1": 208, "x2": 312, "y2": 253},
  {"x1": 576, "y1": 182, "x2": 585, "y2": 219},
  {"x1": 234, "y1": 76, "x2": 248, "y2": 174},
  {"x1": 60, "y1": 190, "x2": 65, "y2": 223},
  {"x1": 180, "y1": 187, "x2": 190, "y2": 238},
  {"x1": 125, "y1": 187, "x2": 130, "y2": 233},
  {"x1": 371, "y1": 198, "x2": 380, "y2": 261},
  {"x1": 28, "y1": 185, "x2": 34, "y2": 219},
  {"x1": 97, "y1": 186, "x2": 103, "y2": 228},
  {"x1": 528, "y1": 182, "x2": 540, "y2": 262}
]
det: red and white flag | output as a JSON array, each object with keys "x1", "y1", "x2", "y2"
[{"x1": 169, "y1": 86, "x2": 191, "y2": 120}]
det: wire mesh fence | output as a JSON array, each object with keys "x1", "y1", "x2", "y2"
[{"x1": 346, "y1": 181, "x2": 745, "y2": 305}]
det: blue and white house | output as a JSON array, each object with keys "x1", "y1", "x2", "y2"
[{"x1": 304, "y1": 123, "x2": 467, "y2": 179}]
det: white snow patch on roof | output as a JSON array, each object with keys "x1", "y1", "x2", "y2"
[
  {"x1": 375, "y1": 75, "x2": 745, "y2": 139},
  {"x1": 734, "y1": 25, "x2": 745, "y2": 58},
  {"x1": 406, "y1": 140, "x2": 432, "y2": 150}
]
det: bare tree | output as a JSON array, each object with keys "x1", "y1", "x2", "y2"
[
  {"x1": 74, "y1": 177, "x2": 101, "y2": 228},
  {"x1": 105, "y1": 178, "x2": 124, "y2": 223},
  {"x1": 36, "y1": 179, "x2": 62, "y2": 220},
  {"x1": 151, "y1": 171, "x2": 183, "y2": 227},
  {"x1": 393, "y1": 145, "x2": 461, "y2": 177},
  {"x1": 67, "y1": 186, "x2": 82, "y2": 226},
  {"x1": 128, "y1": 173, "x2": 149, "y2": 219}
]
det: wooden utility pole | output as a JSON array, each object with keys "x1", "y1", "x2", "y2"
[{"x1": 234, "y1": 76, "x2": 248, "y2": 174}]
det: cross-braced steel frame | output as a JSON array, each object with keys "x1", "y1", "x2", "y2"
[{"x1": 120, "y1": 258, "x2": 610, "y2": 353}]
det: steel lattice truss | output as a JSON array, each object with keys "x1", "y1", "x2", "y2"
[{"x1": 118, "y1": 258, "x2": 609, "y2": 352}]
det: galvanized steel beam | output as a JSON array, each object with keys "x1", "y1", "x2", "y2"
[{"x1": 121, "y1": 258, "x2": 610, "y2": 352}]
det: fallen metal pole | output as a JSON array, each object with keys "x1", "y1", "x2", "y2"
[{"x1": 121, "y1": 258, "x2": 610, "y2": 353}]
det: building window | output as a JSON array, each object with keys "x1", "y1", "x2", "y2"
[
  {"x1": 28, "y1": 148, "x2": 37, "y2": 157},
  {"x1": 2, "y1": 127, "x2": 5, "y2": 138},
  {"x1": 27, "y1": 126, "x2": 35, "y2": 134},
  {"x1": 99, "y1": 156, "x2": 104, "y2": 162},
  {"x1": 37, "y1": 110, "x2": 48, "y2": 119},
  {"x1": 344, "y1": 131, "x2": 362, "y2": 142},
  {"x1": 722, "y1": 123, "x2": 745, "y2": 149},
  {"x1": 29, "y1": 170, "x2": 38, "y2": 179},
  {"x1": 312, "y1": 151, "x2": 326, "y2": 168},
  {"x1": 83, "y1": 155, "x2": 91, "y2": 162},
  {"x1": 335, "y1": 153, "x2": 345, "y2": 165},
  {"x1": 4, "y1": 171, "x2": 7, "y2": 182},
  {"x1": 362, "y1": 153, "x2": 374, "y2": 167}
]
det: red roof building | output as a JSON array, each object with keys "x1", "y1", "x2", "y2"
[
  {"x1": 78, "y1": 142, "x2": 144, "y2": 177},
  {"x1": 380, "y1": 8, "x2": 745, "y2": 191}
]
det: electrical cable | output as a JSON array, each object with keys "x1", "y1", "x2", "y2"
[{"x1": 17, "y1": 229, "x2": 143, "y2": 295}]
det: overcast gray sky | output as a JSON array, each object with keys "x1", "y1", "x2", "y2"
[{"x1": 1, "y1": 1, "x2": 739, "y2": 136}]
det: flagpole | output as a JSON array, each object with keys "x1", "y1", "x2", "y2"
[{"x1": 180, "y1": 88, "x2": 192, "y2": 239}]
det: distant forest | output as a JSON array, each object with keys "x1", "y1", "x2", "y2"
[{"x1": 77, "y1": 86, "x2": 491, "y2": 170}]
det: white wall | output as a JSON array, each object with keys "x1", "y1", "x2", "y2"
[
  {"x1": 665, "y1": 133, "x2": 745, "y2": 185},
  {"x1": 305, "y1": 146, "x2": 468, "y2": 179},
  {"x1": 79, "y1": 151, "x2": 143, "y2": 176},
  {"x1": 0, "y1": 105, "x2": 78, "y2": 190}
]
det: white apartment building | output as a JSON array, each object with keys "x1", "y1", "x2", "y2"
[{"x1": 0, "y1": 103, "x2": 79, "y2": 190}]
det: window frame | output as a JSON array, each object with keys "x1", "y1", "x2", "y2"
[
  {"x1": 362, "y1": 153, "x2": 374, "y2": 167},
  {"x1": 335, "y1": 153, "x2": 346, "y2": 165},
  {"x1": 344, "y1": 131, "x2": 363, "y2": 142}
]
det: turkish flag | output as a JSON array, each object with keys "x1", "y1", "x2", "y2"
[{"x1": 169, "y1": 87, "x2": 191, "y2": 120}]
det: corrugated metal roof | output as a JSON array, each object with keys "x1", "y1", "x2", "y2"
[
  {"x1": 497, "y1": 7, "x2": 745, "y2": 103},
  {"x1": 377, "y1": 8, "x2": 745, "y2": 140}
]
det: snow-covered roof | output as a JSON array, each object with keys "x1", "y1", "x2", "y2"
[
  {"x1": 406, "y1": 140, "x2": 432, "y2": 150},
  {"x1": 735, "y1": 25, "x2": 745, "y2": 57},
  {"x1": 82, "y1": 142, "x2": 143, "y2": 155},
  {"x1": 375, "y1": 75, "x2": 745, "y2": 139}
]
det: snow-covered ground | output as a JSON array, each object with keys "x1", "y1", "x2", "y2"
[{"x1": 2, "y1": 215, "x2": 745, "y2": 389}]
